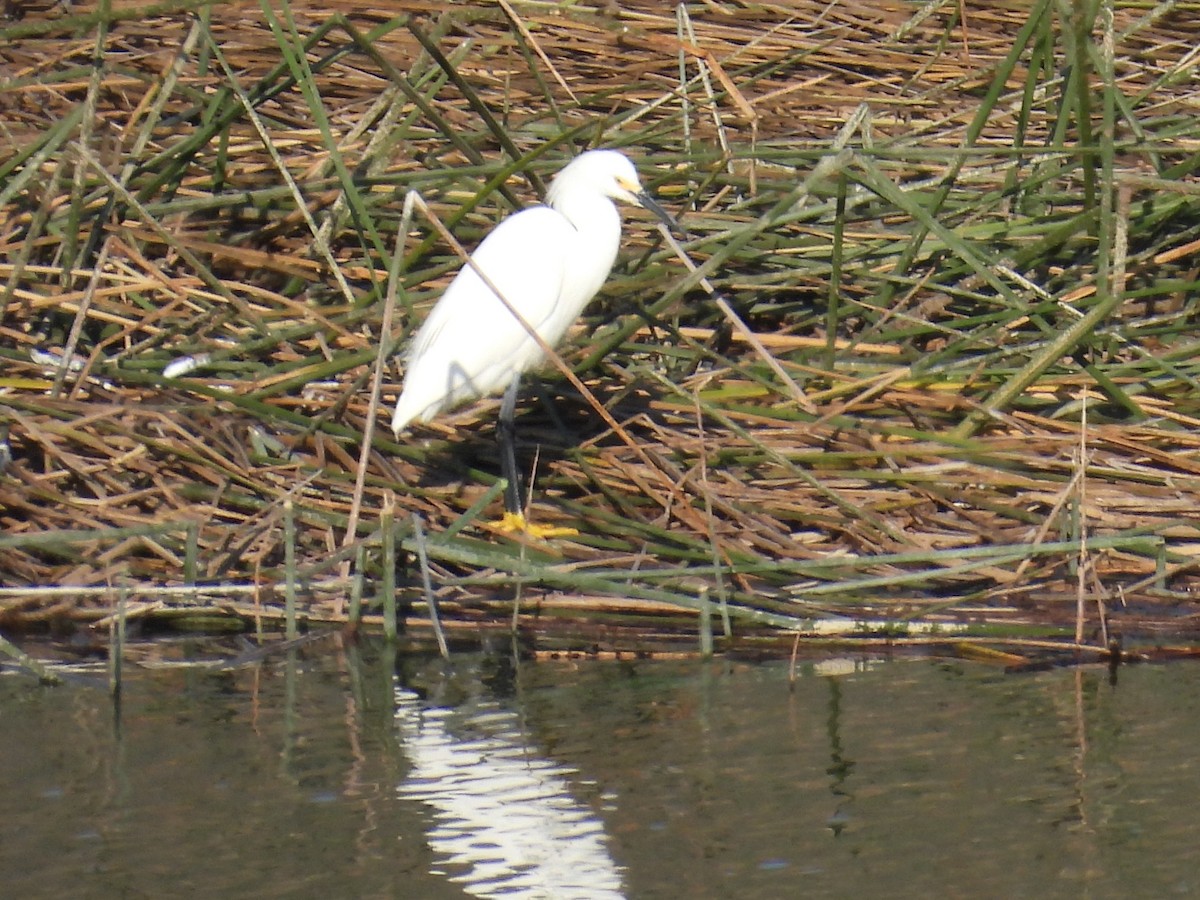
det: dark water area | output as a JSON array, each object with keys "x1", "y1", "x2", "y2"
[{"x1": 3, "y1": 640, "x2": 1199, "y2": 899}]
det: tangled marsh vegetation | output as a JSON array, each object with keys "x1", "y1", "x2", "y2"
[{"x1": 2, "y1": 0, "x2": 1200, "y2": 661}]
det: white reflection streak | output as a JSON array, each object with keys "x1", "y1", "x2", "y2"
[{"x1": 395, "y1": 686, "x2": 625, "y2": 899}]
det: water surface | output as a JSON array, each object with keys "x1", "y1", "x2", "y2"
[{"x1": 2, "y1": 641, "x2": 1197, "y2": 898}]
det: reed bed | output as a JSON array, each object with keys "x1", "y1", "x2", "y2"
[{"x1": 3, "y1": 0, "x2": 1200, "y2": 656}]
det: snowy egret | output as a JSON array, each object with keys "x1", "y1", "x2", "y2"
[{"x1": 391, "y1": 149, "x2": 677, "y2": 532}]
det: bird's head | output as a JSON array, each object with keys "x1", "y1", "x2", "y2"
[{"x1": 549, "y1": 150, "x2": 680, "y2": 233}]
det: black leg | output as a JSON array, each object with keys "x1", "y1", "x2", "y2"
[{"x1": 497, "y1": 374, "x2": 523, "y2": 517}]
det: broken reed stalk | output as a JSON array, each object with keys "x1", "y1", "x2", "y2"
[
  {"x1": 698, "y1": 585, "x2": 713, "y2": 659},
  {"x1": 109, "y1": 585, "x2": 127, "y2": 698},
  {"x1": 184, "y1": 523, "x2": 198, "y2": 586},
  {"x1": 0, "y1": 633, "x2": 63, "y2": 685},
  {"x1": 348, "y1": 543, "x2": 366, "y2": 628},
  {"x1": 381, "y1": 498, "x2": 397, "y2": 642},
  {"x1": 284, "y1": 498, "x2": 298, "y2": 641},
  {"x1": 412, "y1": 513, "x2": 448, "y2": 659}
]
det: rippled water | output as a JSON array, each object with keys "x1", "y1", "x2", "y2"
[
  {"x1": 395, "y1": 685, "x2": 623, "y2": 898},
  {"x1": 2, "y1": 640, "x2": 1199, "y2": 898}
]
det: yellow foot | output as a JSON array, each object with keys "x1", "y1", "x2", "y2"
[{"x1": 489, "y1": 511, "x2": 579, "y2": 539}]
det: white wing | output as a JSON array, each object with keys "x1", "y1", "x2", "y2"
[{"x1": 392, "y1": 206, "x2": 572, "y2": 430}]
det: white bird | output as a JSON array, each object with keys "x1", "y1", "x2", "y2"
[{"x1": 391, "y1": 149, "x2": 676, "y2": 532}]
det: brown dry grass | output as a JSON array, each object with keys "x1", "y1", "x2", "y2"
[{"x1": 3, "y1": 0, "x2": 1200, "y2": 653}]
